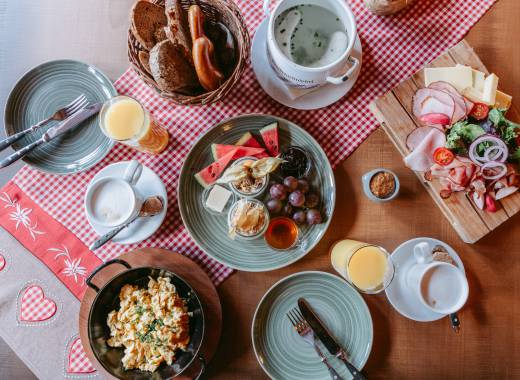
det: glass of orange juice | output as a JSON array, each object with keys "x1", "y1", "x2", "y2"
[
  {"x1": 100, "y1": 96, "x2": 169, "y2": 154},
  {"x1": 330, "y1": 239, "x2": 394, "y2": 294}
]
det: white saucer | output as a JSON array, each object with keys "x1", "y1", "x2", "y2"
[
  {"x1": 251, "y1": 18, "x2": 362, "y2": 110},
  {"x1": 385, "y1": 237, "x2": 465, "y2": 322},
  {"x1": 85, "y1": 161, "x2": 168, "y2": 245}
]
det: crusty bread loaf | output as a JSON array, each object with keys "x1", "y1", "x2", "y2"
[
  {"x1": 138, "y1": 51, "x2": 152, "y2": 75},
  {"x1": 149, "y1": 39, "x2": 199, "y2": 94},
  {"x1": 131, "y1": 1, "x2": 167, "y2": 50},
  {"x1": 164, "y1": 0, "x2": 193, "y2": 65}
]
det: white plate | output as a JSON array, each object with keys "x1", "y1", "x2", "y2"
[
  {"x1": 85, "y1": 161, "x2": 168, "y2": 245},
  {"x1": 251, "y1": 18, "x2": 362, "y2": 110},
  {"x1": 385, "y1": 237, "x2": 465, "y2": 322}
]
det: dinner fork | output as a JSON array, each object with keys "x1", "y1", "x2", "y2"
[
  {"x1": 287, "y1": 308, "x2": 345, "y2": 380},
  {"x1": 0, "y1": 94, "x2": 88, "y2": 152}
]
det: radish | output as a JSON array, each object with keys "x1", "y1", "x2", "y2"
[{"x1": 484, "y1": 194, "x2": 497, "y2": 212}]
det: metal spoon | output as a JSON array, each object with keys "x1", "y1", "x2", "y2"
[{"x1": 89, "y1": 196, "x2": 164, "y2": 250}]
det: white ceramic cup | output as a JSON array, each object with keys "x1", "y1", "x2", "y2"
[
  {"x1": 406, "y1": 242, "x2": 469, "y2": 315},
  {"x1": 263, "y1": 0, "x2": 359, "y2": 89},
  {"x1": 85, "y1": 160, "x2": 143, "y2": 227}
]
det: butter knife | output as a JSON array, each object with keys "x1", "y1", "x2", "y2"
[
  {"x1": 0, "y1": 102, "x2": 101, "y2": 168},
  {"x1": 298, "y1": 298, "x2": 367, "y2": 380}
]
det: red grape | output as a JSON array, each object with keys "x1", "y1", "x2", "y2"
[
  {"x1": 306, "y1": 209, "x2": 322, "y2": 225},
  {"x1": 266, "y1": 199, "x2": 282, "y2": 214},
  {"x1": 283, "y1": 176, "x2": 298, "y2": 191},
  {"x1": 297, "y1": 179, "x2": 309, "y2": 194},
  {"x1": 289, "y1": 190, "x2": 305, "y2": 207},
  {"x1": 269, "y1": 184, "x2": 287, "y2": 200}
]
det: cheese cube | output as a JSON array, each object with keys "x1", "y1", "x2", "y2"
[
  {"x1": 424, "y1": 66, "x2": 473, "y2": 92},
  {"x1": 205, "y1": 185, "x2": 232, "y2": 213},
  {"x1": 482, "y1": 73, "x2": 499, "y2": 105},
  {"x1": 495, "y1": 90, "x2": 512, "y2": 110}
]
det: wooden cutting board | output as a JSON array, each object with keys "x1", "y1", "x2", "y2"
[{"x1": 369, "y1": 39, "x2": 520, "y2": 243}]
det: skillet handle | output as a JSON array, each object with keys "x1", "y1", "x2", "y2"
[
  {"x1": 85, "y1": 259, "x2": 132, "y2": 292},
  {"x1": 193, "y1": 355, "x2": 206, "y2": 380}
]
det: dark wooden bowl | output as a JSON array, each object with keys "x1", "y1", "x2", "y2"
[{"x1": 86, "y1": 259, "x2": 205, "y2": 379}]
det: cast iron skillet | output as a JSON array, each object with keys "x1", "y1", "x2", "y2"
[{"x1": 86, "y1": 259, "x2": 205, "y2": 379}]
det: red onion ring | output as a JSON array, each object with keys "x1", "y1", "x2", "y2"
[
  {"x1": 468, "y1": 135, "x2": 508, "y2": 165},
  {"x1": 481, "y1": 161, "x2": 507, "y2": 180},
  {"x1": 484, "y1": 146, "x2": 506, "y2": 162}
]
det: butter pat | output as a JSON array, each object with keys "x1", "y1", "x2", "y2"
[
  {"x1": 205, "y1": 185, "x2": 232, "y2": 213},
  {"x1": 424, "y1": 66, "x2": 473, "y2": 92},
  {"x1": 495, "y1": 90, "x2": 512, "y2": 110}
]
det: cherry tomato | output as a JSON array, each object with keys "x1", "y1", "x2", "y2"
[
  {"x1": 433, "y1": 147, "x2": 455, "y2": 166},
  {"x1": 469, "y1": 102, "x2": 489, "y2": 120}
]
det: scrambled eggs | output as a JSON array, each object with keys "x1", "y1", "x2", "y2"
[{"x1": 107, "y1": 276, "x2": 190, "y2": 372}]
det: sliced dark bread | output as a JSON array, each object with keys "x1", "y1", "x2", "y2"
[
  {"x1": 149, "y1": 39, "x2": 199, "y2": 94},
  {"x1": 138, "y1": 51, "x2": 152, "y2": 75},
  {"x1": 164, "y1": 0, "x2": 193, "y2": 64},
  {"x1": 131, "y1": 1, "x2": 167, "y2": 50}
]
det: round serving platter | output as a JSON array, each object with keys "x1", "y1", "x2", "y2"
[
  {"x1": 4, "y1": 59, "x2": 116, "y2": 174},
  {"x1": 178, "y1": 114, "x2": 336, "y2": 272},
  {"x1": 79, "y1": 248, "x2": 222, "y2": 380},
  {"x1": 252, "y1": 271, "x2": 373, "y2": 380}
]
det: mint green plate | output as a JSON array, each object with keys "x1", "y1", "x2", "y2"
[
  {"x1": 178, "y1": 114, "x2": 336, "y2": 272},
  {"x1": 252, "y1": 271, "x2": 373, "y2": 380},
  {"x1": 4, "y1": 60, "x2": 116, "y2": 174}
]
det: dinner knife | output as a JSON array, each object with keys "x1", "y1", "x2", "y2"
[
  {"x1": 298, "y1": 298, "x2": 367, "y2": 380},
  {"x1": 0, "y1": 102, "x2": 101, "y2": 168}
]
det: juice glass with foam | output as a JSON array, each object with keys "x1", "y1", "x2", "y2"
[
  {"x1": 330, "y1": 239, "x2": 394, "y2": 294},
  {"x1": 100, "y1": 96, "x2": 169, "y2": 154}
]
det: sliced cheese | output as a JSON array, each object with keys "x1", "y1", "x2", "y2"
[
  {"x1": 482, "y1": 73, "x2": 499, "y2": 105},
  {"x1": 456, "y1": 64, "x2": 486, "y2": 91},
  {"x1": 495, "y1": 90, "x2": 512, "y2": 110},
  {"x1": 424, "y1": 66, "x2": 473, "y2": 92},
  {"x1": 463, "y1": 87, "x2": 487, "y2": 105}
]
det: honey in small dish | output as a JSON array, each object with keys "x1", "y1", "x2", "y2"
[{"x1": 265, "y1": 217, "x2": 299, "y2": 250}]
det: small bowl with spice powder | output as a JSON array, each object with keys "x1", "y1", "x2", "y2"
[
  {"x1": 362, "y1": 169, "x2": 400, "y2": 202},
  {"x1": 229, "y1": 157, "x2": 269, "y2": 198}
]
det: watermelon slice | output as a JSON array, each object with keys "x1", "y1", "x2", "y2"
[
  {"x1": 210, "y1": 144, "x2": 266, "y2": 161},
  {"x1": 260, "y1": 122, "x2": 279, "y2": 157},
  {"x1": 194, "y1": 149, "x2": 237, "y2": 188},
  {"x1": 236, "y1": 132, "x2": 263, "y2": 148}
]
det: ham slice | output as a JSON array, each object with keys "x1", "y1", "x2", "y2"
[
  {"x1": 428, "y1": 81, "x2": 467, "y2": 123},
  {"x1": 406, "y1": 126, "x2": 434, "y2": 151},
  {"x1": 413, "y1": 88, "x2": 455, "y2": 126},
  {"x1": 429, "y1": 156, "x2": 477, "y2": 197},
  {"x1": 403, "y1": 128, "x2": 446, "y2": 172}
]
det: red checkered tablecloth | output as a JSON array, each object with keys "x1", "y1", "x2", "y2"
[{"x1": 11, "y1": 0, "x2": 496, "y2": 285}]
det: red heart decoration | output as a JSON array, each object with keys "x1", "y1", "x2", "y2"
[
  {"x1": 20, "y1": 285, "x2": 57, "y2": 322},
  {"x1": 0, "y1": 255, "x2": 5, "y2": 271},
  {"x1": 67, "y1": 337, "x2": 96, "y2": 374}
]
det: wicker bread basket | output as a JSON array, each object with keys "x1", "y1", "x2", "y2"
[{"x1": 128, "y1": 0, "x2": 250, "y2": 105}]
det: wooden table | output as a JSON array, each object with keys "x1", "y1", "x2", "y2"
[{"x1": 1, "y1": 0, "x2": 520, "y2": 379}]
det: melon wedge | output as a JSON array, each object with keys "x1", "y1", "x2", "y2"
[
  {"x1": 211, "y1": 144, "x2": 266, "y2": 161},
  {"x1": 236, "y1": 132, "x2": 263, "y2": 148},
  {"x1": 260, "y1": 122, "x2": 279, "y2": 157},
  {"x1": 194, "y1": 149, "x2": 237, "y2": 188}
]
